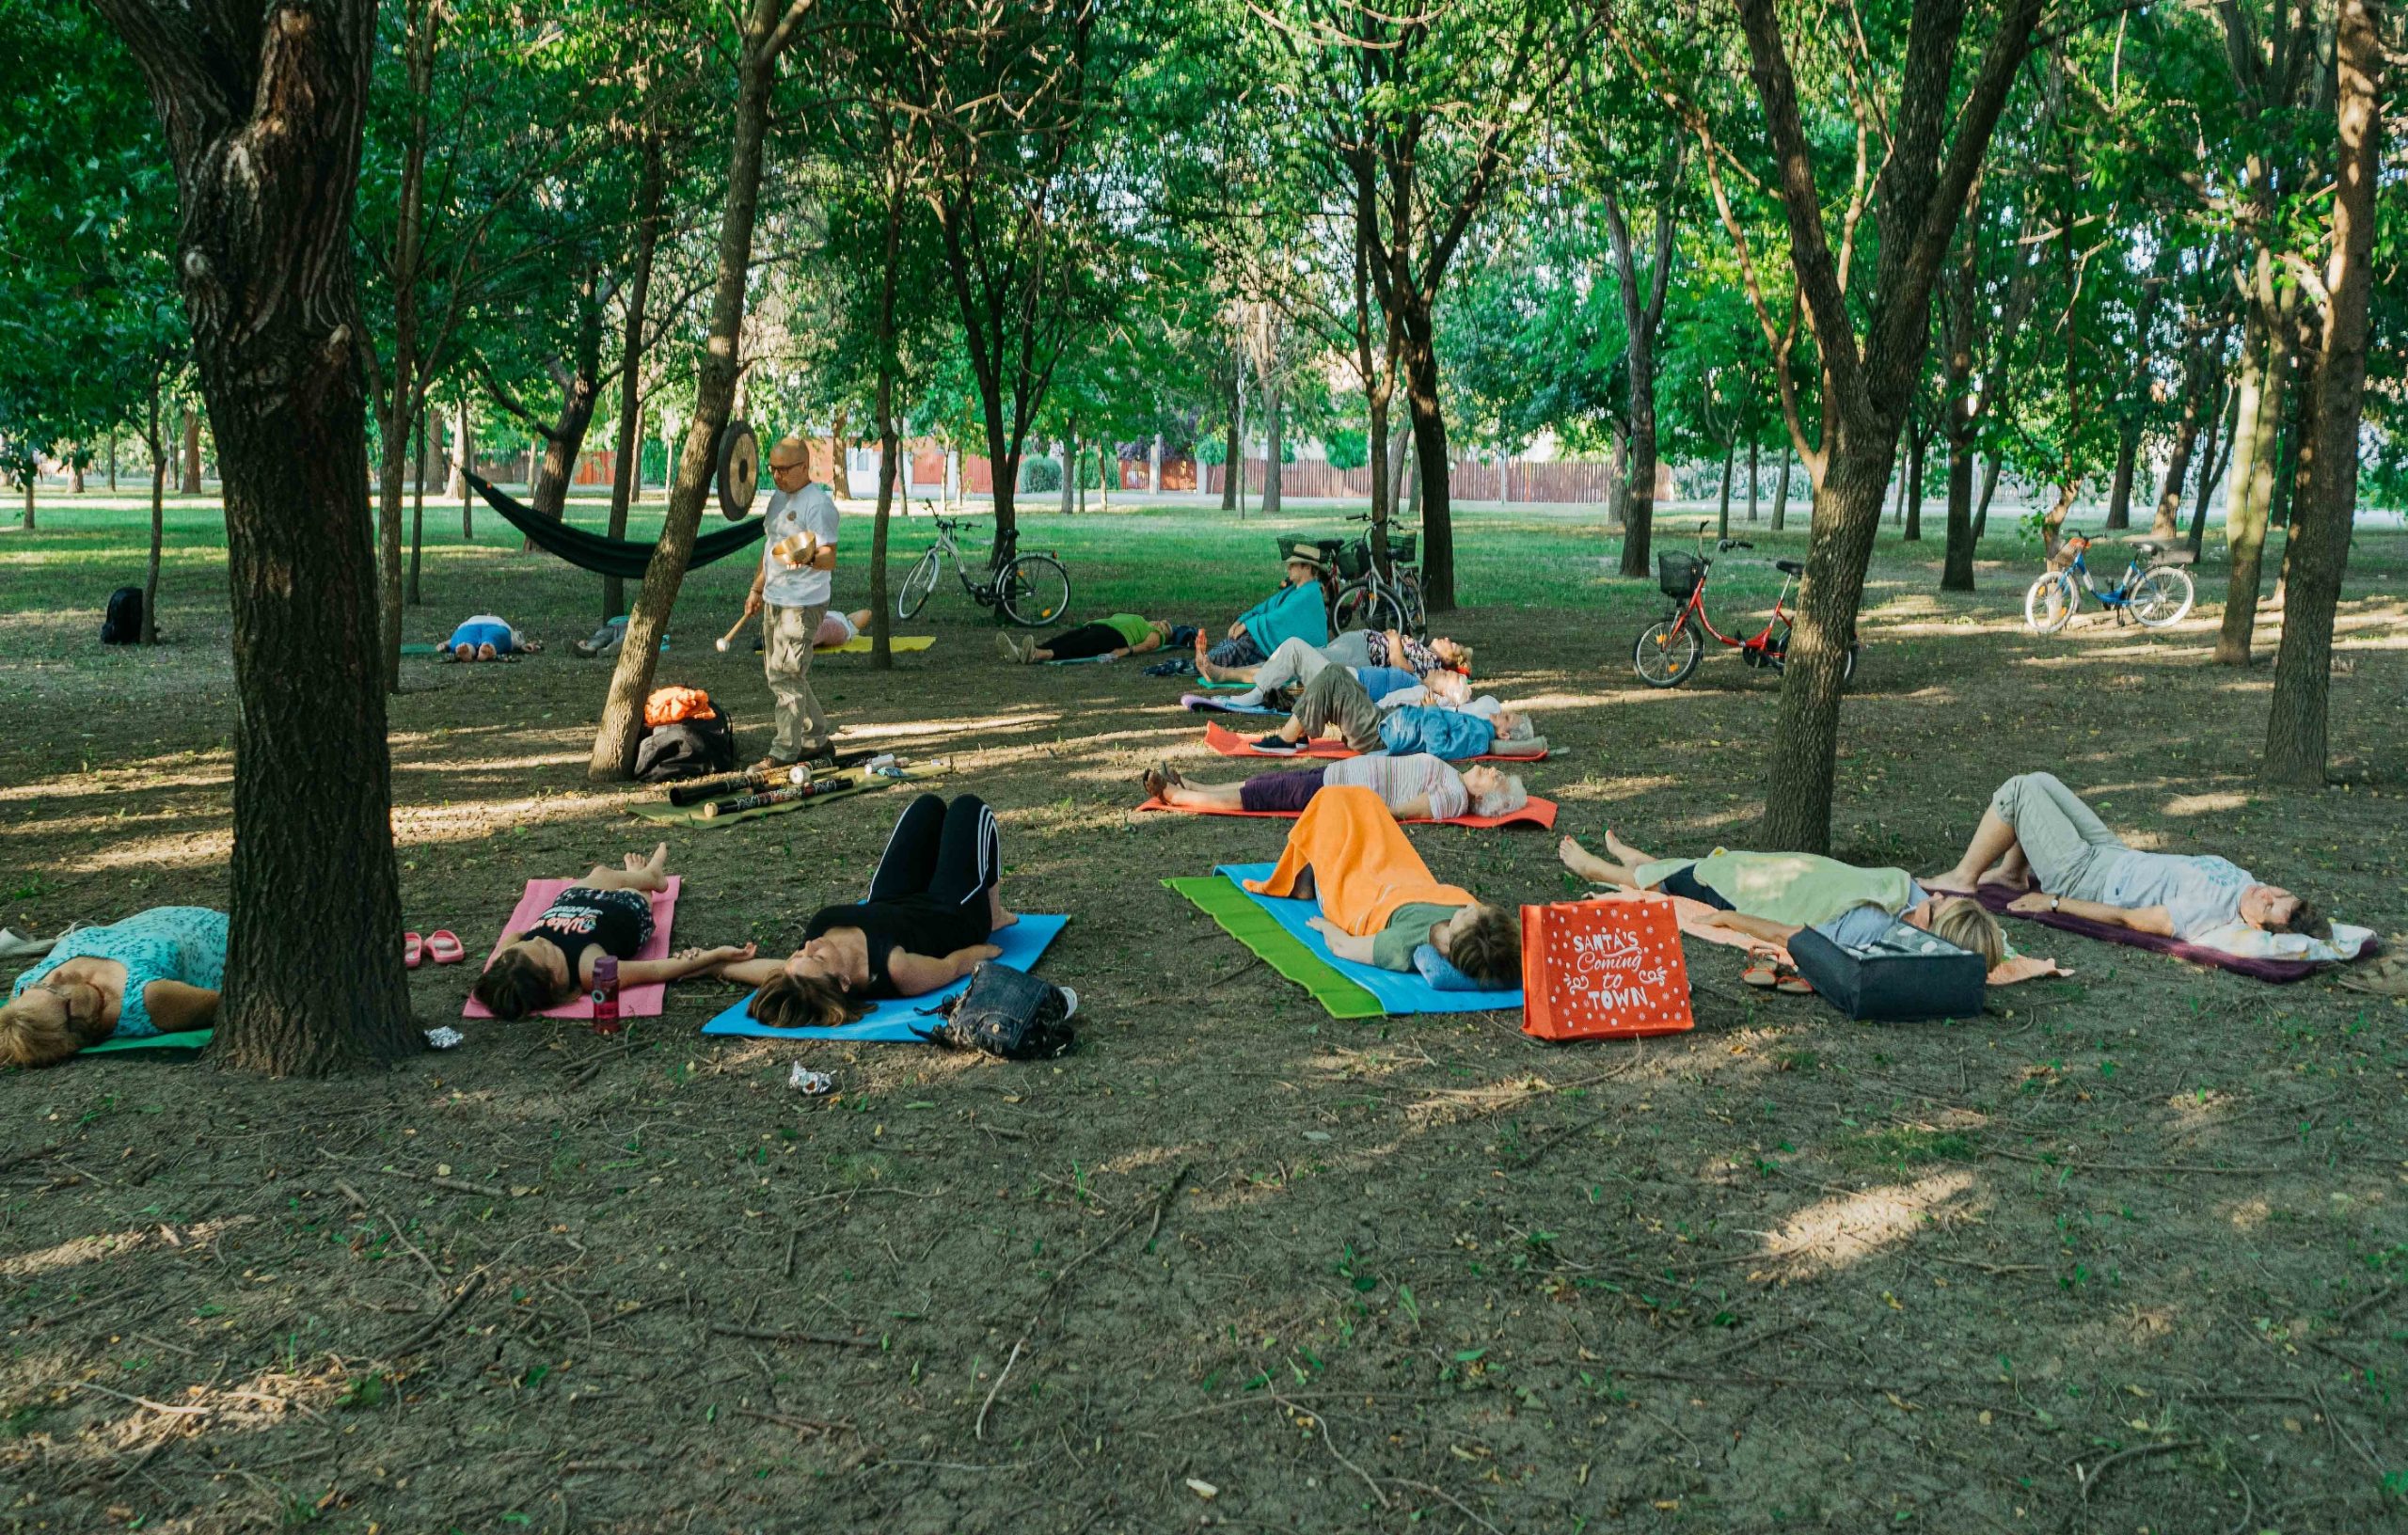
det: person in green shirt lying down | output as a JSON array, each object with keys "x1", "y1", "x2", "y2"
[{"x1": 996, "y1": 613, "x2": 1171, "y2": 664}]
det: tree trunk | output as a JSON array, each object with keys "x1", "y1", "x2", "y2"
[
  {"x1": 18, "y1": 475, "x2": 30, "y2": 530},
  {"x1": 181, "y1": 407, "x2": 202, "y2": 493},
  {"x1": 69, "y1": 456, "x2": 85, "y2": 494},
  {"x1": 1747, "y1": 436, "x2": 1760, "y2": 522},
  {"x1": 456, "y1": 400, "x2": 473, "y2": 537},
  {"x1": 2102, "y1": 417, "x2": 2142, "y2": 530},
  {"x1": 522, "y1": 272, "x2": 606, "y2": 529},
  {"x1": 406, "y1": 413, "x2": 427, "y2": 606},
  {"x1": 590, "y1": 4, "x2": 785, "y2": 780},
  {"x1": 828, "y1": 406, "x2": 848, "y2": 501},
  {"x1": 1941, "y1": 429, "x2": 1976, "y2": 590},
  {"x1": 94, "y1": 0, "x2": 415, "y2": 1074},
  {"x1": 1904, "y1": 424, "x2": 1927, "y2": 541},
  {"x1": 1716, "y1": 433, "x2": 1735, "y2": 540},
  {"x1": 1605, "y1": 426, "x2": 1629, "y2": 530},
  {"x1": 869, "y1": 174, "x2": 906, "y2": 672},
  {"x1": 1972, "y1": 455, "x2": 2002, "y2": 540},
  {"x1": 604, "y1": 128, "x2": 666, "y2": 622},
  {"x1": 1771, "y1": 453, "x2": 1790, "y2": 531},
  {"x1": 142, "y1": 383, "x2": 164, "y2": 642},
  {"x1": 1400, "y1": 304, "x2": 1455, "y2": 610},
  {"x1": 2148, "y1": 336, "x2": 2224, "y2": 539},
  {"x1": 1059, "y1": 425, "x2": 1075, "y2": 514},
  {"x1": 1220, "y1": 366, "x2": 1241, "y2": 512},
  {"x1": 370, "y1": 0, "x2": 434, "y2": 695},
  {"x1": 1617, "y1": 351, "x2": 1661, "y2": 578},
  {"x1": 2190, "y1": 384, "x2": 2233, "y2": 561},
  {"x1": 2265, "y1": 0, "x2": 2381, "y2": 785},
  {"x1": 2216, "y1": 307, "x2": 2285, "y2": 664},
  {"x1": 1261, "y1": 386, "x2": 1283, "y2": 517},
  {"x1": 108, "y1": 436, "x2": 119, "y2": 492}
]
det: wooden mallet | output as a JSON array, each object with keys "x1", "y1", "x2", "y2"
[{"x1": 715, "y1": 611, "x2": 752, "y2": 653}]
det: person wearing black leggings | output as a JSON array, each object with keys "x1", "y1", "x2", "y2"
[{"x1": 715, "y1": 795, "x2": 1019, "y2": 1028}]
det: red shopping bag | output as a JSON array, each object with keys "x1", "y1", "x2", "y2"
[{"x1": 1520, "y1": 898, "x2": 1694, "y2": 1040}]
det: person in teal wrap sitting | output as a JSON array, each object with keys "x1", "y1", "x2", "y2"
[
  {"x1": 1200, "y1": 543, "x2": 1331, "y2": 671},
  {"x1": 1, "y1": 907, "x2": 228, "y2": 1068}
]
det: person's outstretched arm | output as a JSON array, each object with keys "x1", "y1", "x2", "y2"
[
  {"x1": 145, "y1": 981, "x2": 221, "y2": 1032},
  {"x1": 2009, "y1": 893, "x2": 2174, "y2": 935},
  {"x1": 887, "y1": 943, "x2": 1004, "y2": 996},
  {"x1": 614, "y1": 945, "x2": 757, "y2": 986},
  {"x1": 1307, "y1": 916, "x2": 1377, "y2": 962},
  {"x1": 714, "y1": 955, "x2": 789, "y2": 988},
  {"x1": 1695, "y1": 911, "x2": 1799, "y2": 946}
]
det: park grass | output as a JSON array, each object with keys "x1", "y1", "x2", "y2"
[{"x1": 5, "y1": 490, "x2": 2408, "y2": 1534}]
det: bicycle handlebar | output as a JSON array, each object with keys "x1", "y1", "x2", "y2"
[{"x1": 1718, "y1": 539, "x2": 1753, "y2": 552}]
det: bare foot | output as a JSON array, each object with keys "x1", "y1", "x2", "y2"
[
  {"x1": 1194, "y1": 630, "x2": 1223, "y2": 682},
  {"x1": 1976, "y1": 867, "x2": 2032, "y2": 894},
  {"x1": 1559, "y1": 836, "x2": 1616, "y2": 883},
  {"x1": 1603, "y1": 827, "x2": 1646, "y2": 865},
  {"x1": 987, "y1": 886, "x2": 1021, "y2": 929},
  {"x1": 1922, "y1": 875, "x2": 1978, "y2": 895}
]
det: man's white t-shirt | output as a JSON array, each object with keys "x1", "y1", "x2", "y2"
[{"x1": 761, "y1": 483, "x2": 839, "y2": 609}]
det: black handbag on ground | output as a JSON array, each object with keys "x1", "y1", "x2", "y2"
[
  {"x1": 917, "y1": 962, "x2": 1076, "y2": 1059},
  {"x1": 1789, "y1": 914, "x2": 1987, "y2": 1021}
]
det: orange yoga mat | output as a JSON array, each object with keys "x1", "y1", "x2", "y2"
[
  {"x1": 1202, "y1": 720, "x2": 1546, "y2": 763},
  {"x1": 1135, "y1": 794, "x2": 1557, "y2": 831}
]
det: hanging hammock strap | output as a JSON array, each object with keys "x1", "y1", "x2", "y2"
[{"x1": 464, "y1": 471, "x2": 765, "y2": 580}]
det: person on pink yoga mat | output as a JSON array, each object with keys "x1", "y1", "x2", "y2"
[{"x1": 470, "y1": 843, "x2": 752, "y2": 1020}]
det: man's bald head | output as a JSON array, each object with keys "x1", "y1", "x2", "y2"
[{"x1": 768, "y1": 436, "x2": 809, "y2": 471}]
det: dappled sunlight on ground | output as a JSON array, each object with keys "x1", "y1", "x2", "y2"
[
  {"x1": 1755, "y1": 1171, "x2": 1979, "y2": 1276},
  {"x1": 0, "y1": 1217, "x2": 255, "y2": 1282}
]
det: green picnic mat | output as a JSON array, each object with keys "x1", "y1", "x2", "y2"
[
  {"x1": 83, "y1": 1030, "x2": 212, "y2": 1056},
  {"x1": 1164, "y1": 876, "x2": 1383, "y2": 1020}
]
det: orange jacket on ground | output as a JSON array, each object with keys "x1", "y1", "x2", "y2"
[{"x1": 1245, "y1": 785, "x2": 1473, "y2": 936}]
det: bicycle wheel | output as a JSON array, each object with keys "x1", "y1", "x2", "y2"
[
  {"x1": 1393, "y1": 575, "x2": 1427, "y2": 637},
  {"x1": 1333, "y1": 582, "x2": 1403, "y2": 634},
  {"x1": 2128, "y1": 564, "x2": 2194, "y2": 628},
  {"x1": 997, "y1": 554, "x2": 1070, "y2": 626},
  {"x1": 2024, "y1": 571, "x2": 2079, "y2": 634},
  {"x1": 1633, "y1": 616, "x2": 1703, "y2": 688},
  {"x1": 896, "y1": 548, "x2": 943, "y2": 620}
]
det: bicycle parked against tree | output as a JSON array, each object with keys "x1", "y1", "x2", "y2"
[
  {"x1": 2022, "y1": 533, "x2": 2195, "y2": 634},
  {"x1": 1325, "y1": 514, "x2": 1427, "y2": 636},
  {"x1": 1633, "y1": 522, "x2": 1859, "y2": 689},
  {"x1": 894, "y1": 514, "x2": 1070, "y2": 627}
]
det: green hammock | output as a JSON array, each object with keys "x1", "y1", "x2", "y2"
[{"x1": 465, "y1": 472, "x2": 765, "y2": 579}]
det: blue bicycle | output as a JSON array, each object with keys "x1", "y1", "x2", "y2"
[{"x1": 2023, "y1": 534, "x2": 2195, "y2": 634}]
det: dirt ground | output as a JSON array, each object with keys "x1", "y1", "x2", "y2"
[{"x1": 4, "y1": 500, "x2": 2405, "y2": 1534}]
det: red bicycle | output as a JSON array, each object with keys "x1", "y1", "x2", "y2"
[{"x1": 1632, "y1": 522, "x2": 1859, "y2": 689}]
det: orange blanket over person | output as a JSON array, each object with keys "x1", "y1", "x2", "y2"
[{"x1": 1244, "y1": 785, "x2": 1474, "y2": 935}]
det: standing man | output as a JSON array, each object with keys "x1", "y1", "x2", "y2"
[{"x1": 744, "y1": 436, "x2": 840, "y2": 770}]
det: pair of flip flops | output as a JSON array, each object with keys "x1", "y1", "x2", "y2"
[
  {"x1": 405, "y1": 931, "x2": 466, "y2": 969},
  {"x1": 1741, "y1": 957, "x2": 1815, "y2": 995}
]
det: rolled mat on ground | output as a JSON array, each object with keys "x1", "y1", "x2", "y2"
[
  {"x1": 697, "y1": 915, "x2": 1069, "y2": 1042},
  {"x1": 818, "y1": 635, "x2": 933, "y2": 654},
  {"x1": 1588, "y1": 886, "x2": 2066, "y2": 987},
  {"x1": 460, "y1": 878, "x2": 680, "y2": 1020},
  {"x1": 1169, "y1": 865, "x2": 1522, "y2": 1017},
  {"x1": 1201, "y1": 720, "x2": 1545, "y2": 763},
  {"x1": 1970, "y1": 884, "x2": 2375, "y2": 982},
  {"x1": 626, "y1": 766, "x2": 943, "y2": 829},
  {"x1": 1134, "y1": 795, "x2": 1558, "y2": 831}
]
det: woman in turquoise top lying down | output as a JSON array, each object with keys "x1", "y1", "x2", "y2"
[{"x1": 2, "y1": 907, "x2": 228, "y2": 1068}]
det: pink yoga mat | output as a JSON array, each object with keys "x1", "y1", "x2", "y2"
[
  {"x1": 1135, "y1": 794, "x2": 1558, "y2": 831},
  {"x1": 1202, "y1": 720, "x2": 1545, "y2": 763},
  {"x1": 460, "y1": 877, "x2": 680, "y2": 1019}
]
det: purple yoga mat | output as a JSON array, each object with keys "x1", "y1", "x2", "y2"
[{"x1": 1969, "y1": 884, "x2": 2365, "y2": 984}]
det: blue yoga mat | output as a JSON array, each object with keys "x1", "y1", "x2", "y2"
[
  {"x1": 1214, "y1": 865, "x2": 1521, "y2": 1015},
  {"x1": 699, "y1": 915, "x2": 1069, "y2": 1042},
  {"x1": 1046, "y1": 655, "x2": 1118, "y2": 665}
]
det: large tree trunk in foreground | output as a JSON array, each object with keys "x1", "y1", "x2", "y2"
[
  {"x1": 2264, "y1": 0, "x2": 2382, "y2": 785},
  {"x1": 95, "y1": 0, "x2": 415, "y2": 1074},
  {"x1": 2217, "y1": 304, "x2": 2286, "y2": 664},
  {"x1": 604, "y1": 128, "x2": 666, "y2": 622},
  {"x1": 591, "y1": 2, "x2": 792, "y2": 780}
]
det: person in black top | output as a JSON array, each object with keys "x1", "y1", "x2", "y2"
[
  {"x1": 471, "y1": 843, "x2": 753, "y2": 1020},
  {"x1": 716, "y1": 796, "x2": 1017, "y2": 1028}
]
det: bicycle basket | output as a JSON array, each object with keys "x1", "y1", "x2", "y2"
[
  {"x1": 1658, "y1": 552, "x2": 1704, "y2": 600},
  {"x1": 1334, "y1": 540, "x2": 1370, "y2": 580},
  {"x1": 1388, "y1": 533, "x2": 1417, "y2": 565}
]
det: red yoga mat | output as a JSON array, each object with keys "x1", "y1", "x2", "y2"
[
  {"x1": 1202, "y1": 720, "x2": 1546, "y2": 763},
  {"x1": 1135, "y1": 794, "x2": 1558, "y2": 831},
  {"x1": 460, "y1": 877, "x2": 680, "y2": 1019}
]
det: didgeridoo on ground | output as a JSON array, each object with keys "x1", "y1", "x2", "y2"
[
  {"x1": 666, "y1": 762, "x2": 815, "y2": 806},
  {"x1": 698, "y1": 771, "x2": 859, "y2": 819}
]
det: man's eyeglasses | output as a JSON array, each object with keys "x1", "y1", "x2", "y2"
[{"x1": 768, "y1": 460, "x2": 807, "y2": 476}]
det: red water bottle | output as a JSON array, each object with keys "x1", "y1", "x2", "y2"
[{"x1": 591, "y1": 955, "x2": 622, "y2": 1037}]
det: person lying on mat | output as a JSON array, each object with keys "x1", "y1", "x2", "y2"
[
  {"x1": 998, "y1": 614, "x2": 1171, "y2": 664},
  {"x1": 713, "y1": 794, "x2": 1018, "y2": 1029},
  {"x1": 814, "y1": 609, "x2": 877, "y2": 647},
  {"x1": 471, "y1": 844, "x2": 751, "y2": 1021},
  {"x1": 1212, "y1": 635, "x2": 1473, "y2": 711},
  {"x1": 1249, "y1": 667, "x2": 1546, "y2": 759},
  {"x1": 1246, "y1": 785, "x2": 1520, "y2": 986},
  {"x1": 1199, "y1": 544, "x2": 1332, "y2": 671},
  {"x1": 1145, "y1": 754, "x2": 1529, "y2": 823},
  {"x1": 1, "y1": 907, "x2": 227, "y2": 1068},
  {"x1": 1925, "y1": 771, "x2": 2326, "y2": 941},
  {"x1": 1198, "y1": 626, "x2": 1470, "y2": 685},
  {"x1": 1560, "y1": 831, "x2": 2006, "y2": 970},
  {"x1": 446, "y1": 613, "x2": 540, "y2": 661}
]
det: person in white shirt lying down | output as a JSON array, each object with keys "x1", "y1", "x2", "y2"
[{"x1": 1142, "y1": 754, "x2": 1528, "y2": 823}]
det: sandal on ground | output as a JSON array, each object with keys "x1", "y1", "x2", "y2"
[
  {"x1": 1740, "y1": 959, "x2": 1781, "y2": 989},
  {"x1": 404, "y1": 931, "x2": 424, "y2": 969},
  {"x1": 425, "y1": 930, "x2": 466, "y2": 965},
  {"x1": 1774, "y1": 969, "x2": 1816, "y2": 995}
]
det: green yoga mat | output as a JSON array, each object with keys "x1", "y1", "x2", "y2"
[
  {"x1": 1164, "y1": 876, "x2": 1383, "y2": 1020},
  {"x1": 626, "y1": 767, "x2": 946, "y2": 830},
  {"x1": 82, "y1": 1030, "x2": 212, "y2": 1056},
  {"x1": 400, "y1": 642, "x2": 437, "y2": 657}
]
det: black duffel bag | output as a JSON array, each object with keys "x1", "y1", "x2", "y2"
[{"x1": 916, "y1": 962, "x2": 1077, "y2": 1060}]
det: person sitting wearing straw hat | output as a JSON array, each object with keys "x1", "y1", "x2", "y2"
[{"x1": 1199, "y1": 543, "x2": 1331, "y2": 672}]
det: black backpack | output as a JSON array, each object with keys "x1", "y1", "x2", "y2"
[
  {"x1": 633, "y1": 705, "x2": 738, "y2": 782},
  {"x1": 101, "y1": 586, "x2": 143, "y2": 644}
]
